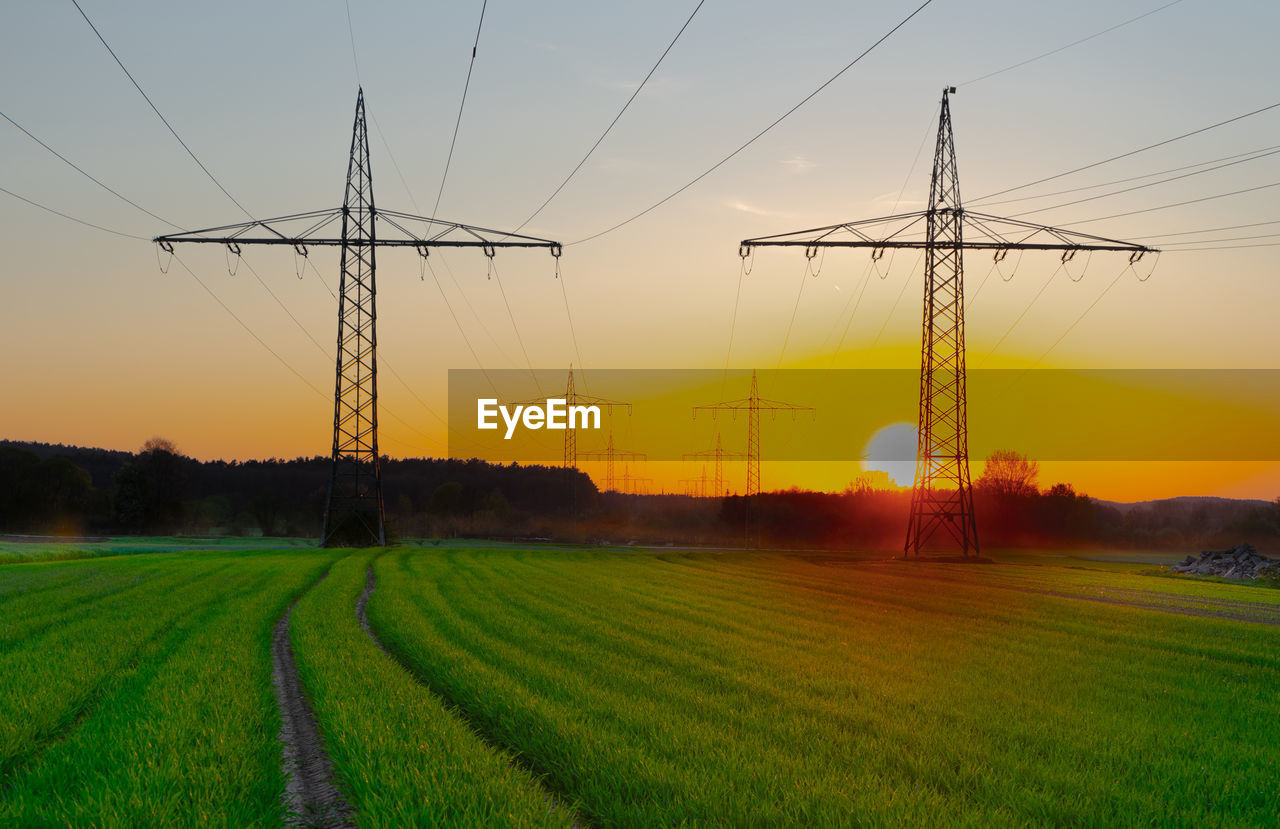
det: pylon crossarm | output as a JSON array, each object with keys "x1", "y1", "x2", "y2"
[
  {"x1": 508, "y1": 394, "x2": 630, "y2": 411},
  {"x1": 155, "y1": 208, "x2": 562, "y2": 250},
  {"x1": 579, "y1": 451, "x2": 646, "y2": 461},
  {"x1": 740, "y1": 211, "x2": 929, "y2": 246},
  {"x1": 741, "y1": 209, "x2": 1156, "y2": 254},
  {"x1": 694, "y1": 399, "x2": 815, "y2": 412}
]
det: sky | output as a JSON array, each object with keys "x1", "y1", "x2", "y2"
[{"x1": 2, "y1": 0, "x2": 1278, "y2": 501}]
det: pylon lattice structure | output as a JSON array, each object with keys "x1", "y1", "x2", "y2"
[
  {"x1": 618, "y1": 465, "x2": 653, "y2": 495},
  {"x1": 680, "y1": 465, "x2": 710, "y2": 498},
  {"x1": 155, "y1": 89, "x2": 562, "y2": 547},
  {"x1": 694, "y1": 370, "x2": 814, "y2": 496},
  {"x1": 579, "y1": 429, "x2": 645, "y2": 493},
  {"x1": 683, "y1": 431, "x2": 745, "y2": 497},
  {"x1": 514, "y1": 367, "x2": 628, "y2": 470},
  {"x1": 740, "y1": 88, "x2": 1156, "y2": 556}
]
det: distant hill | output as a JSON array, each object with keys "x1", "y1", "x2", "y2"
[{"x1": 1094, "y1": 495, "x2": 1273, "y2": 515}]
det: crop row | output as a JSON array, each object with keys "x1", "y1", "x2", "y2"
[
  {"x1": 0, "y1": 550, "x2": 335, "y2": 826},
  {"x1": 366, "y1": 548, "x2": 1280, "y2": 826},
  {"x1": 289, "y1": 552, "x2": 574, "y2": 827}
]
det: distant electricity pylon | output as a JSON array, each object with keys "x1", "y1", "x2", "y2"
[
  {"x1": 694, "y1": 370, "x2": 814, "y2": 496},
  {"x1": 579, "y1": 428, "x2": 645, "y2": 493},
  {"x1": 740, "y1": 88, "x2": 1156, "y2": 557},
  {"x1": 683, "y1": 431, "x2": 745, "y2": 497},
  {"x1": 617, "y1": 464, "x2": 653, "y2": 496},
  {"x1": 155, "y1": 89, "x2": 562, "y2": 547},
  {"x1": 551, "y1": 366, "x2": 629, "y2": 470},
  {"x1": 680, "y1": 465, "x2": 710, "y2": 498}
]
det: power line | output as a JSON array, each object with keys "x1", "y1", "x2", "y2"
[
  {"x1": 2, "y1": 107, "x2": 389, "y2": 440},
  {"x1": 70, "y1": 0, "x2": 254, "y2": 220},
  {"x1": 1, "y1": 109, "x2": 181, "y2": 229},
  {"x1": 423, "y1": 255, "x2": 500, "y2": 394},
  {"x1": 488, "y1": 256, "x2": 543, "y2": 392},
  {"x1": 1134, "y1": 218, "x2": 1280, "y2": 239},
  {"x1": 776, "y1": 258, "x2": 814, "y2": 367},
  {"x1": 31, "y1": 22, "x2": 466, "y2": 464},
  {"x1": 170, "y1": 253, "x2": 327, "y2": 399},
  {"x1": 826, "y1": 107, "x2": 935, "y2": 364},
  {"x1": 1032, "y1": 266, "x2": 1130, "y2": 364},
  {"x1": 722, "y1": 254, "x2": 748, "y2": 388},
  {"x1": 568, "y1": 0, "x2": 937, "y2": 245},
  {"x1": 970, "y1": 143, "x2": 1280, "y2": 208},
  {"x1": 983, "y1": 262, "x2": 1065, "y2": 360},
  {"x1": 432, "y1": 0, "x2": 489, "y2": 220},
  {"x1": 303, "y1": 251, "x2": 339, "y2": 300},
  {"x1": 237, "y1": 253, "x2": 331, "y2": 361},
  {"x1": 1164, "y1": 241, "x2": 1280, "y2": 252},
  {"x1": 1059, "y1": 179, "x2": 1280, "y2": 226},
  {"x1": 345, "y1": 0, "x2": 361, "y2": 85},
  {"x1": 556, "y1": 258, "x2": 587, "y2": 378},
  {"x1": 868, "y1": 250, "x2": 923, "y2": 348},
  {"x1": 346, "y1": 6, "x2": 530, "y2": 382},
  {"x1": 339, "y1": 9, "x2": 522, "y2": 408},
  {"x1": 511, "y1": 0, "x2": 707, "y2": 235},
  {"x1": 825, "y1": 258, "x2": 878, "y2": 361},
  {"x1": 377, "y1": 357, "x2": 448, "y2": 432},
  {"x1": 0, "y1": 183, "x2": 147, "y2": 240},
  {"x1": 960, "y1": 0, "x2": 1187, "y2": 87},
  {"x1": 973, "y1": 100, "x2": 1280, "y2": 202},
  {"x1": 1157, "y1": 231, "x2": 1280, "y2": 245},
  {"x1": 18, "y1": 99, "x2": 453, "y2": 458},
  {"x1": 366, "y1": 106, "x2": 517, "y2": 370},
  {"x1": 1006, "y1": 147, "x2": 1280, "y2": 219}
]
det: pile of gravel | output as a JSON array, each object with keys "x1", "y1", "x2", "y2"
[{"x1": 1172, "y1": 543, "x2": 1280, "y2": 581}]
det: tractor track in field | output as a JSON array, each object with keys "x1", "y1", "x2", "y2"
[
  {"x1": 355, "y1": 562, "x2": 591, "y2": 829},
  {"x1": 271, "y1": 568, "x2": 354, "y2": 829}
]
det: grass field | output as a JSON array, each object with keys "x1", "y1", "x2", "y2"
[{"x1": 1, "y1": 541, "x2": 1276, "y2": 826}]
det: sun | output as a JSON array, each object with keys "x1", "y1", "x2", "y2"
[{"x1": 861, "y1": 421, "x2": 917, "y2": 487}]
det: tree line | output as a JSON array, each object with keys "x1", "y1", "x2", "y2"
[{"x1": 1, "y1": 439, "x2": 1276, "y2": 553}]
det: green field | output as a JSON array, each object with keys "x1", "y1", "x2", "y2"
[{"x1": 1, "y1": 542, "x2": 1277, "y2": 826}]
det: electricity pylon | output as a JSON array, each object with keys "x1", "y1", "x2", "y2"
[
  {"x1": 694, "y1": 370, "x2": 814, "y2": 496},
  {"x1": 579, "y1": 429, "x2": 645, "y2": 493},
  {"x1": 740, "y1": 88, "x2": 1156, "y2": 557},
  {"x1": 618, "y1": 465, "x2": 653, "y2": 495},
  {"x1": 154, "y1": 89, "x2": 562, "y2": 547},
  {"x1": 513, "y1": 366, "x2": 628, "y2": 469},
  {"x1": 683, "y1": 431, "x2": 745, "y2": 497},
  {"x1": 680, "y1": 465, "x2": 710, "y2": 498}
]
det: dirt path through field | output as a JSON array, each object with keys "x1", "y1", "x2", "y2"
[
  {"x1": 356, "y1": 561, "x2": 589, "y2": 828},
  {"x1": 271, "y1": 572, "x2": 354, "y2": 829}
]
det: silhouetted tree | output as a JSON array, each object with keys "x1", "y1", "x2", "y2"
[{"x1": 976, "y1": 449, "x2": 1039, "y2": 498}]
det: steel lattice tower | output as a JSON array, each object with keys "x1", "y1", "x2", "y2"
[
  {"x1": 323, "y1": 90, "x2": 384, "y2": 546},
  {"x1": 154, "y1": 89, "x2": 562, "y2": 547},
  {"x1": 694, "y1": 370, "x2": 814, "y2": 496},
  {"x1": 906, "y1": 87, "x2": 976, "y2": 555},
  {"x1": 545, "y1": 366, "x2": 629, "y2": 470},
  {"x1": 579, "y1": 429, "x2": 645, "y2": 493},
  {"x1": 564, "y1": 368, "x2": 577, "y2": 468},
  {"x1": 739, "y1": 88, "x2": 1155, "y2": 557},
  {"x1": 684, "y1": 431, "x2": 744, "y2": 498}
]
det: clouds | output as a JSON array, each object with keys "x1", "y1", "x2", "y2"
[
  {"x1": 780, "y1": 154, "x2": 815, "y2": 174},
  {"x1": 725, "y1": 199, "x2": 785, "y2": 217}
]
